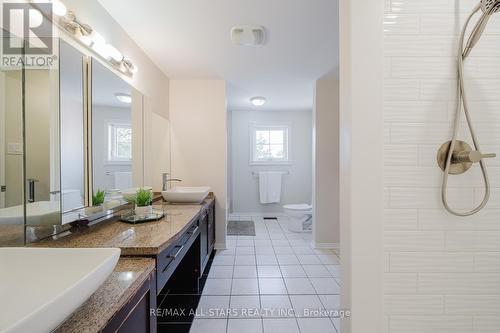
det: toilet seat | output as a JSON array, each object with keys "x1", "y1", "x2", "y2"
[{"x1": 283, "y1": 204, "x2": 312, "y2": 211}]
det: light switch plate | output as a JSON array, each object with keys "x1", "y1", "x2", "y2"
[{"x1": 7, "y1": 143, "x2": 23, "y2": 155}]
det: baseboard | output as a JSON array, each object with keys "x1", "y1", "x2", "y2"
[
  {"x1": 214, "y1": 242, "x2": 226, "y2": 250},
  {"x1": 313, "y1": 242, "x2": 340, "y2": 250},
  {"x1": 229, "y1": 212, "x2": 287, "y2": 220}
]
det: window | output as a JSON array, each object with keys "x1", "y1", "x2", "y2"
[
  {"x1": 251, "y1": 125, "x2": 289, "y2": 164},
  {"x1": 107, "y1": 123, "x2": 132, "y2": 162}
]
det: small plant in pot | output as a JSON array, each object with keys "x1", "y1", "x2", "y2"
[
  {"x1": 130, "y1": 188, "x2": 153, "y2": 216},
  {"x1": 85, "y1": 189, "x2": 105, "y2": 215}
]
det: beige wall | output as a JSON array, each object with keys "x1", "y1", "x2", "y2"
[
  {"x1": 169, "y1": 80, "x2": 227, "y2": 248},
  {"x1": 313, "y1": 77, "x2": 340, "y2": 247}
]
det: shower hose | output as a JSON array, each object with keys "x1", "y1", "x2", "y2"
[{"x1": 442, "y1": 4, "x2": 492, "y2": 216}]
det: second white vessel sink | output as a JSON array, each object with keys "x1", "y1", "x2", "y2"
[
  {"x1": 162, "y1": 186, "x2": 210, "y2": 204},
  {"x1": 0, "y1": 201, "x2": 60, "y2": 226},
  {"x1": 0, "y1": 247, "x2": 120, "y2": 333}
]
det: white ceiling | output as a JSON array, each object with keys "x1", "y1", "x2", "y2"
[
  {"x1": 92, "y1": 59, "x2": 132, "y2": 108},
  {"x1": 97, "y1": 0, "x2": 339, "y2": 111}
]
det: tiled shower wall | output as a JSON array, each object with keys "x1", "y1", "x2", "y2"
[{"x1": 384, "y1": 0, "x2": 500, "y2": 332}]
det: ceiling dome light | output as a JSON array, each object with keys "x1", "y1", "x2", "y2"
[
  {"x1": 115, "y1": 93, "x2": 132, "y2": 104},
  {"x1": 52, "y1": 0, "x2": 67, "y2": 17},
  {"x1": 250, "y1": 96, "x2": 266, "y2": 106}
]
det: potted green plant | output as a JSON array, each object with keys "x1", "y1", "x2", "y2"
[
  {"x1": 93, "y1": 189, "x2": 105, "y2": 206},
  {"x1": 85, "y1": 189, "x2": 105, "y2": 215},
  {"x1": 130, "y1": 188, "x2": 153, "y2": 216}
]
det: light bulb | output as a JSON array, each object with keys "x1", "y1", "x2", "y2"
[
  {"x1": 79, "y1": 35, "x2": 92, "y2": 46},
  {"x1": 105, "y1": 44, "x2": 123, "y2": 62},
  {"x1": 52, "y1": 0, "x2": 67, "y2": 17}
]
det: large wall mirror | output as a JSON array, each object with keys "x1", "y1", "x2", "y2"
[
  {"x1": 90, "y1": 59, "x2": 144, "y2": 208},
  {"x1": 0, "y1": 39, "x2": 62, "y2": 245},
  {"x1": 0, "y1": 48, "x2": 27, "y2": 246},
  {"x1": 0, "y1": 38, "x2": 146, "y2": 245},
  {"x1": 60, "y1": 40, "x2": 86, "y2": 213}
]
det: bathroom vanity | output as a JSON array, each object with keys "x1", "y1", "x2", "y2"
[{"x1": 35, "y1": 196, "x2": 216, "y2": 333}]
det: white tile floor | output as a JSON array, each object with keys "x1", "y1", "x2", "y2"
[{"x1": 190, "y1": 216, "x2": 341, "y2": 333}]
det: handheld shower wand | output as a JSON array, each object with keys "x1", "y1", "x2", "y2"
[
  {"x1": 439, "y1": 0, "x2": 500, "y2": 216},
  {"x1": 463, "y1": 1, "x2": 500, "y2": 57}
]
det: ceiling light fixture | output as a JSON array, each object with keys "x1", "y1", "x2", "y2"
[
  {"x1": 115, "y1": 93, "x2": 132, "y2": 104},
  {"x1": 250, "y1": 96, "x2": 267, "y2": 106}
]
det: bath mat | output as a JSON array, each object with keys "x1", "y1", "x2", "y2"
[{"x1": 227, "y1": 220, "x2": 256, "y2": 236}]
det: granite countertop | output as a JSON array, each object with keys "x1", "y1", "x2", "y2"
[
  {"x1": 54, "y1": 257, "x2": 155, "y2": 333},
  {"x1": 33, "y1": 197, "x2": 214, "y2": 255},
  {"x1": 0, "y1": 224, "x2": 24, "y2": 246}
]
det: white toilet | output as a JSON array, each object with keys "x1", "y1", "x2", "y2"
[{"x1": 283, "y1": 204, "x2": 313, "y2": 233}]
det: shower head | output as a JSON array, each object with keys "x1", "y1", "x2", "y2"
[
  {"x1": 463, "y1": 0, "x2": 500, "y2": 58},
  {"x1": 481, "y1": 0, "x2": 500, "y2": 13}
]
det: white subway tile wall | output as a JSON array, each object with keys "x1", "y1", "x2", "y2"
[{"x1": 384, "y1": 0, "x2": 500, "y2": 332}]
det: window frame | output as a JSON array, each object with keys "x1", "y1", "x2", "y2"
[
  {"x1": 249, "y1": 123, "x2": 291, "y2": 165},
  {"x1": 106, "y1": 121, "x2": 133, "y2": 164}
]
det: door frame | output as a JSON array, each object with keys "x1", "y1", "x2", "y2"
[{"x1": 0, "y1": 72, "x2": 5, "y2": 208}]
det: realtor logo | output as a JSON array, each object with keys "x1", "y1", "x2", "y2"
[
  {"x1": 1, "y1": 2, "x2": 57, "y2": 69},
  {"x1": 2, "y1": 2, "x2": 53, "y2": 55}
]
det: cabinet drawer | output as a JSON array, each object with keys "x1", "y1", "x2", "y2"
[{"x1": 156, "y1": 219, "x2": 200, "y2": 293}]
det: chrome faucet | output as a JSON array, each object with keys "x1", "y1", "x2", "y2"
[{"x1": 162, "y1": 173, "x2": 182, "y2": 191}]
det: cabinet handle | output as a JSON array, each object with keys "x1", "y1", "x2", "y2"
[{"x1": 168, "y1": 245, "x2": 184, "y2": 259}]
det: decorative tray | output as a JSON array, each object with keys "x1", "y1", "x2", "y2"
[{"x1": 119, "y1": 209, "x2": 165, "y2": 224}]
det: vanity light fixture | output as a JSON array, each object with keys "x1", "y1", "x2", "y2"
[
  {"x1": 35, "y1": 0, "x2": 138, "y2": 76},
  {"x1": 115, "y1": 93, "x2": 132, "y2": 104},
  {"x1": 250, "y1": 96, "x2": 267, "y2": 106}
]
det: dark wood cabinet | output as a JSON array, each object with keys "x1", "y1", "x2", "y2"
[
  {"x1": 200, "y1": 200, "x2": 215, "y2": 275},
  {"x1": 200, "y1": 211, "x2": 208, "y2": 273},
  {"x1": 207, "y1": 200, "x2": 215, "y2": 255},
  {"x1": 102, "y1": 271, "x2": 157, "y2": 333},
  {"x1": 156, "y1": 220, "x2": 200, "y2": 294}
]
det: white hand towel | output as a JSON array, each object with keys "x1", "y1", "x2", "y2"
[{"x1": 259, "y1": 171, "x2": 282, "y2": 204}]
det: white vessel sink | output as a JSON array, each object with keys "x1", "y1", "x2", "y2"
[
  {"x1": 162, "y1": 186, "x2": 211, "y2": 203},
  {"x1": 0, "y1": 201, "x2": 60, "y2": 226},
  {"x1": 0, "y1": 247, "x2": 120, "y2": 333}
]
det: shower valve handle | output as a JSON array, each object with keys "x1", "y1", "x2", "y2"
[{"x1": 454, "y1": 151, "x2": 496, "y2": 163}]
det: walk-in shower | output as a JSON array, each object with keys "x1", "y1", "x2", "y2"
[{"x1": 438, "y1": 0, "x2": 500, "y2": 216}]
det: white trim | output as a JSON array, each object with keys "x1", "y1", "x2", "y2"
[
  {"x1": 313, "y1": 242, "x2": 340, "y2": 250},
  {"x1": 339, "y1": 0, "x2": 384, "y2": 332},
  {"x1": 229, "y1": 212, "x2": 287, "y2": 219},
  {"x1": 0, "y1": 72, "x2": 5, "y2": 208},
  {"x1": 214, "y1": 242, "x2": 227, "y2": 250},
  {"x1": 105, "y1": 121, "x2": 133, "y2": 163}
]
